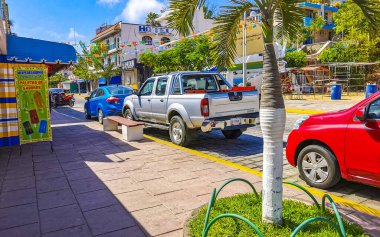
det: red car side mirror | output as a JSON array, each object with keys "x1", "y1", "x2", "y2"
[{"x1": 355, "y1": 107, "x2": 366, "y2": 121}]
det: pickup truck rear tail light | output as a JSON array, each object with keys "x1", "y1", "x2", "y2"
[
  {"x1": 106, "y1": 97, "x2": 120, "y2": 103},
  {"x1": 201, "y1": 98, "x2": 209, "y2": 117}
]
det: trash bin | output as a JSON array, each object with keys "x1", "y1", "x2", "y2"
[
  {"x1": 331, "y1": 84, "x2": 342, "y2": 100},
  {"x1": 365, "y1": 84, "x2": 378, "y2": 98}
]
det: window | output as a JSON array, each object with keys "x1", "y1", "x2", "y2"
[
  {"x1": 96, "y1": 89, "x2": 105, "y2": 97},
  {"x1": 368, "y1": 98, "x2": 380, "y2": 119},
  {"x1": 305, "y1": 10, "x2": 314, "y2": 19},
  {"x1": 172, "y1": 77, "x2": 181, "y2": 94},
  {"x1": 155, "y1": 78, "x2": 168, "y2": 96},
  {"x1": 142, "y1": 36, "x2": 152, "y2": 45},
  {"x1": 139, "y1": 79, "x2": 155, "y2": 96},
  {"x1": 181, "y1": 74, "x2": 219, "y2": 92},
  {"x1": 90, "y1": 89, "x2": 98, "y2": 99},
  {"x1": 161, "y1": 37, "x2": 170, "y2": 45},
  {"x1": 107, "y1": 86, "x2": 132, "y2": 95}
]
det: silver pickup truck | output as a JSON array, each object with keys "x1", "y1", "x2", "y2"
[{"x1": 122, "y1": 72, "x2": 260, "y2": 146}]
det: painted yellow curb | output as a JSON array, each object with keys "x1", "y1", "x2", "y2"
[
  {"x1": 143, "y1": 134, "x2": 380, "y2": 217},
  {"x1": 286, "y1": 108, "x2": 326, "y2": 115}
]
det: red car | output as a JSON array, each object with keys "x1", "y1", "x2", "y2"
[{"x1": 286, "y1": 91, "x2": 380, "y2": 189}]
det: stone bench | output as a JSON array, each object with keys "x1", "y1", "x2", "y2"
[{"x1": 103, "y1": 116, "x2": 145, "y2": 142}]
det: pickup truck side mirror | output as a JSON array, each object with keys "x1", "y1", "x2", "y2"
[
  {"x1": 355, "y1": 107, "x2": 366, "y2": 121},
  {"x1": 132, "y1": 90, "x2": 140, "y2": 96}
]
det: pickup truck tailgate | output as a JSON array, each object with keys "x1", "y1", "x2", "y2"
[{"x1": 208, "y1": 91, "x2": 259, "y2": 118}]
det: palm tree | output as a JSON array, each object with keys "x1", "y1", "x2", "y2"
[
  {"x1": 145, "y1": 12, "x2": 161, "y2": 26},
  {"x1": 167, "y1": 0, "x2": 379, "y2": 224}
]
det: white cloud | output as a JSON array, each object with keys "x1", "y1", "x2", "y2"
[
  {"x1": 97, "y1": 0, "x2": 121, "y2": 6},
  {"x1": 68, "y1": 28, "x2": 85, "y2": 40},
  {"x1": 120, "y1": 0, "x2": 164, "y2": 23}
]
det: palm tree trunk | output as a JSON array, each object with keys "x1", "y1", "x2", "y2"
[{"x1": 260, "y1": 43, "x2": 286, "y2": 225}]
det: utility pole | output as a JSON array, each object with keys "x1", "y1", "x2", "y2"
[{"x1": 242, "y1": 11, "x2": 247, "y2": 86}]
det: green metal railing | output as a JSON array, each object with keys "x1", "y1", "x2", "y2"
[{"x1": 201, "y1": 178, "x2": 347, "y2": 237}]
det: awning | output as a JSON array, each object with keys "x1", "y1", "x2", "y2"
[
  {"x1": 6, "y1": 35, "x2": 76, "y2": 64},
  {"x1": 109, "y1": 75, "x2": 121, "y2": 85},
  {"x1": 98, "y1": 78, "x2": 106, "y2": 85}
]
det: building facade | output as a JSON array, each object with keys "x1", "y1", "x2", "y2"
[
  {"x1": 91, "y1": 22, "x2": 179, "y2": 89},
  {"x1": 298, "y1": 2, "x2": 338, "y2": 44}
]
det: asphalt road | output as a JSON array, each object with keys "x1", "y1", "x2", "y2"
[{"x1": 54, "y1": 95, "x2": 380, "y2": 212}]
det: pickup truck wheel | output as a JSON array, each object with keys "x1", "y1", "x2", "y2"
[
  {"x1": 222, "y1": 129, "x2": 243, "y2": 139},
  {"x1": 297, "y1": 145, "x2": 341, "y2": 189},
  {"x1": 123, "y1": 108, "x2": 134, "y2": 120},
  {"x1": 169, "y1": 116, "x2": 191, "y2": 146}
]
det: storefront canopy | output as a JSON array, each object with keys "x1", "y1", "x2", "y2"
[
  {"x1": 6, "y1": 35, "x2": 76, "y2": 64},
  {"x1": 109, "y1": 75, "x2": 121, "y2": 85},
  {"x1": 98, "y1": 78, "x2": 106, "y2": 85}
]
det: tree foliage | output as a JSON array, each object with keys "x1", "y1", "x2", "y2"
[
  {"x1": 48, "y1": 73, "x2": 66, "y2": 88},
  {"x1": 73, "y1": 41, "x2": 121, "y2": 85},
  {"x1": 145, "y1": 12, "x2": 161, "y2": 26},
  {"x1": 139, "y1": 35, "x2": 213, "y2": 73},
  {"x1": 284, "y1": 51, "x2": 307, "y2": 67},
  {"x1": 320, "y1": 0, "x2": 380, "y2": 62},
  {"x1": 319, "y1": 43, "x2": 359, "y2": 62}
]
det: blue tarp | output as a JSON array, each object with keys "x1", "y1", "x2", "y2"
[
  {"x1": 6, "y1": 35, "x2": 77, "y2": 64},
  {"x1": 109, "y1": 75, "x2": 122, "y2": 85}
]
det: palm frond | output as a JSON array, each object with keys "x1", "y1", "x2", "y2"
[
  {"x1": 274, "y1": 0, "x2": 304, "y2": 42},
  {"x1": 167, "y1": 0, "x2": 206, "y2": 36},
  {"x1": 351, "y1": 0, "x2": 380, "y2": 30},
  {"x1": 211, "y1": 0, "x2": 254, "y2": 69}
]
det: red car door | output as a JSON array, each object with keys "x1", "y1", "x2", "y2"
[{"x1": 345, "y1": 95, "x2": 380, "y2": 181}]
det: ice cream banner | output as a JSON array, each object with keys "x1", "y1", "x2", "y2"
[{"x1": 14, "y1": 66, "x2": 52, "y2": 144}]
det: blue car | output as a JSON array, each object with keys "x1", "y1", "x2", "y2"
[{"x1": 84, "y1": 86, "x2": 133, "y2": 124}]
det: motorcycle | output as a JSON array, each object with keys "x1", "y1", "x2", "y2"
[{"x1": 51, "y1": 92, "x2": 75, "y2": 108}]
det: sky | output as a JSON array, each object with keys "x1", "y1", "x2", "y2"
[{"x1": 7, "y1": 0, "x2": 225, "y2": 48}]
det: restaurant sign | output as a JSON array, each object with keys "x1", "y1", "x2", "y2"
[{"x1": 14, "y1": 66, "x2": 52, "y2": 144}]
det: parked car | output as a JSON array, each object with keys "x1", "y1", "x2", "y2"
[
  {"x1": 84, "y1": 86, "x2": 133, "y2": 124},
  {"x1": 286, "y1": 91, "x2": 380, "y2": 189},
  {"x1": 122, "y1": 72, "x2": 260, "y2": 146}
]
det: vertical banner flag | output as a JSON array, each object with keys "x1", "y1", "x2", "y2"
[{"x1": 14, "y1": 66, "x2": 52, "y2": 144}]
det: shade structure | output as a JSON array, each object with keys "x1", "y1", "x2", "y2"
[
  {"x1": 98, "y1": 78, "x2": 106, "y2": 86},
  {"x1": 109, "y1": 75, "x2": 121, "y2": 85},
  {"x1": 6, "y1": 35, "x2": 76, "y2": 64}
]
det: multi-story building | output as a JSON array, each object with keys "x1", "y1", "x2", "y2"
[
  {"x1": 298, "y1": 2, "x2": 338, "y2": 44},
  {"x1": 91, "y1": 22, "x2": 179, "y2": 88}
]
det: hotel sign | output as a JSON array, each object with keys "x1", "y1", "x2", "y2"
[{"x1": 138, "y1": 25, "x2": 173, "y2": 35}]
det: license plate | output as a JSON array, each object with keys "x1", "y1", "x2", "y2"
[{"x1": 231, "y1": 117, "x2": 242, "y2": 125}]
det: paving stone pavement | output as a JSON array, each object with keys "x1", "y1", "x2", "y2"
[{"x1": 0, "y1": 98, "x2": 378, "y2": 236}]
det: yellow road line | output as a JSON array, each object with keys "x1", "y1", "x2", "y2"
[
  {"x1": 144, "y1": 134, "x2": 380, "y2": 217},
  {"x1": 286, "y1": 108, "x2": 326, "y2": 115}
]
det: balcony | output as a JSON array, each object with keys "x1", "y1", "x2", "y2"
[
  {"x1": 322, "y1": 22, "x2": 335, "y2": 30},
  {"x1": 304, "y1": 17, "x2": 335, "y2": 30},
  {"x1": 304, "y1": 17, "x2": 312, "y2": 27},
  {"x1": 108, "y1": 44, "x2": 121, "y2": 54}
]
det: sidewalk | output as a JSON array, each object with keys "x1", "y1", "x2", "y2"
[{"x1": 0, "y1": 109, "x2": 379, "y2": 236}]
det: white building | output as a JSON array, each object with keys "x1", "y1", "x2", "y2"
[
  {"x1": 91, "y1": 22, "x2": 179, "y2": 88},
  {"x1": 156, "y1": 8, "x2": 214, "y2": 35}
]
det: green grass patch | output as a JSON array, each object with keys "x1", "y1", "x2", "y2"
[{"x1": 188, "y1": 193, "x2": 366, "y2": 237}]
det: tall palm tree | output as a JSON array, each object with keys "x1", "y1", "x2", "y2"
[
  {"x1": 145, "y1": 12, "x2": 161, "y2": 26},
  {"x1": 167, "y1": 0, "x2": 380, "y2": 224}
]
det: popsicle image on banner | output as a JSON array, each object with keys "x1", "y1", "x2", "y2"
[
  {"x1": 29, "y1": 109, "x2": 39, "y2": 124},
  {"x1": 23, "y1": 121, "x2": 34, "y2": 136},
  {"x1": 33, "y1": 91, "x2": 44, "y2": 109},
  {"x1": 38, "y1": 120, "x2": 47, "y2": 138}
]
